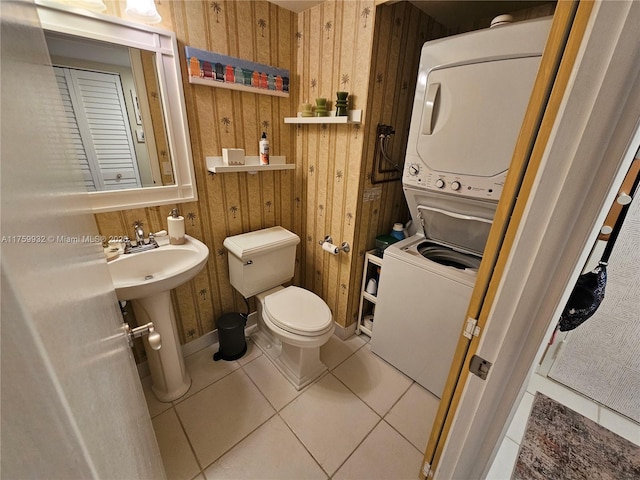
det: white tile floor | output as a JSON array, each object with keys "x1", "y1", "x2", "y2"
[
  {"x1": 144, "y1": 333, "x2": 640, "y2": 480},
  {"x1": 144, "y1": 334, "x2": 440, "y2": 480}
]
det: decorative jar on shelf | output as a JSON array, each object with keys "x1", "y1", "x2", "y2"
[
  {"x1": 315, "y1": 98, "x2": 328, "y2": 117},
  {"x1": 335, "y1": 91, "x2": 348, "y2": 116},
  {"x1": 301, "y1": 103, "x2": 313, "y2": 117}
]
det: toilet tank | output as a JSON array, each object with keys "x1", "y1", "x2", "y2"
[{"x1": 223, "y1": 226, "x2": 300, "y2": 298}]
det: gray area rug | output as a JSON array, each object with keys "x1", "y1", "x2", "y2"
[
  {"x1": 549, "y1": 193, "x2": 640, "y2": 423},
  {"x1": 512, "y1": 393, "x2": 640, "y2": 480}
]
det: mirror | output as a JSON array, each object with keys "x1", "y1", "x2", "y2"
[
  {"x1": 45, "y1": 31, "x2": 175, "y2": 191},
  {"x1": 36, "y1": 0, "x2": 196, "y2": 212}
]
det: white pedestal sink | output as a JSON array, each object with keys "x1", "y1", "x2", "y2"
[{"x1": 108, "y1": 235, "x2": 209, "y2": 402}]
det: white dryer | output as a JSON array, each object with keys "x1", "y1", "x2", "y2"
[
  {"x1": 402, "y1": 16, "x2": 552, "y2": 204},
  {"x1": 370, "y1": 17, "x2": 552, "y2": 397}
]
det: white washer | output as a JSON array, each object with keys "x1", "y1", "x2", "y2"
[
  {"x1": 370, "y1": 199, "x2": 490, "y2": 398},
  {"x1": 370, "y1": 18, "x2": 552, "y2": 397}
]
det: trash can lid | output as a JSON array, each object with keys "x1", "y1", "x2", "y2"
[{"x1": 217, "y1": 312, "x2": 246, "y2": 330}]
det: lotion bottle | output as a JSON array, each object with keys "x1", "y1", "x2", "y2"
[
  {"x1": 167, "y1": 208, "x2": 185, "y2": 245},
  {"x1": 259, "y1": 132, "x2": 269, "y2": 165}
]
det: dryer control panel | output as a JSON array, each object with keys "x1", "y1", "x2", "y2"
[{"x1": 404, "y1": 155, "x2": 505, "y2": 201}]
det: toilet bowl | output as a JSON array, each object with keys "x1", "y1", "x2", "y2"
[
  {"x1": 224, "y1": 226, "x2": 335, "y2": 390},
  {"x1": 254, "y1": 285, "x2": 334, "y2": 389}
]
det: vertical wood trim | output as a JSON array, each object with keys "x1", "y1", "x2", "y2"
[
  {"x1": 329, "y1": 4, "x2": 345, "y2": 308},
  {"x1": 598, "y1": 158, "x2": 640, "y2": 241},
  {"x1": 421, "y1": 1, "x2": 592, "y2": 477}
]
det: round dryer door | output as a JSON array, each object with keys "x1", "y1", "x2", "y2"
[
  {"x1": 418, "y1": 242, "x2": 481, "y2": 270},
  {"x1": 264, "y1": 286, "x2": 332, "y2": 335}
]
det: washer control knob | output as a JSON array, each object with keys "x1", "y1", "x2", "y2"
[
  {"x1": 408, "y1": 164, "x2": 420, "y2": 176},
  {"x1": 451, "y1": 181, "x2": 461, "y2": 191},
  {"x1": 434, "y1": 178, "x2": 445, "y2": 189}
]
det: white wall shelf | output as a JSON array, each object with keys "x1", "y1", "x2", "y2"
[
  {"x1": 356, "y1": 250, "x2": 383, "y2": 338},
  {"x1": 206, "y1": 155, "x2": 294, "y2": 174},
  {"x1": 284, "y1": 109, "x2": 362, "y2": 124}
]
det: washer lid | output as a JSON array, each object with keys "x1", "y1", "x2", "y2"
[
  {"x1": 418, "y1": 204, "x2": 492, "y2": 256},
  {"x1": 265, "y1": 286, "x2": 332, "y2": 334}
]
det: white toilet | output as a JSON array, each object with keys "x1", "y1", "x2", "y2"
[{"x1": 224, "y1": 226, "x2": 334, "y2": 390}]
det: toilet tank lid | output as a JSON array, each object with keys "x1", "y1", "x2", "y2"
[{"x1": 223, "y1": 226, "x2": 300, "y2": 260}]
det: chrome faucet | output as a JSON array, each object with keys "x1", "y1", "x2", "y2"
[
  {"x1": 124, "y1": 221, "x2": 158, "y2": 254},
  {"x1": 134, "y1": 222, "x2": 145, "y2": 244}
]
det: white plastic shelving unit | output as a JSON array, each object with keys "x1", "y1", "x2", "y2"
[
  {"x1": 206, "y1": 155, "x2": 294, "y2": 174},
  {"x1": 356, "y1": 250, "x2": 383, "y2": 337}
]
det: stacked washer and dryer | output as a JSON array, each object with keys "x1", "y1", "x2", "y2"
[{"x1": 370, "y1": 17, "x2": 552, "y2": 398}]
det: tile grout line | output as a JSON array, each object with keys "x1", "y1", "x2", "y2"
[
  {"x1": 198, "y1": 409, "x2": 279, "y2": 476},
  {"x1": 323, "y1": 370, "x2": 425, "y2": 476},
  {"x1": 383, "y1": 379, "x2": 414, "y2": 414},
  {"x1": 173, "y1": 362, "x2": 243, "y2": 406},
  {"x1": 170, "y1": 403, "x2": 207, "y2": 478},
  {"x1": 329, "y1": 416, "x2": 386, "y2": 479},
  {"x1": 190, "y1": 358, "x2": 279, "y2": 476},
  {"x1": 275, "y1": 409, "x2": 332, "y2": 478},
  {"x1": 239, "y1": 352, "x2": 337, "y2": 478},
  {"x1": 240, "y1": 336, "x2": 376, "y2": 478},
  {"x1": 167, "y1": 344, "x2": 265, "y2": 478},
  {"x1": 328, "y1": 344, "x2": 437, "y2": 456},
  {"x1": 330, "y1": 348, "x2": 423, "y2": 449},
  {"x1": 326, "y1": 336, "x2": 368, "y2": 371}
]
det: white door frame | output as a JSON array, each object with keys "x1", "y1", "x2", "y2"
[{"x1": 435, "y1": 1, "x2": 640, "y2": 478}]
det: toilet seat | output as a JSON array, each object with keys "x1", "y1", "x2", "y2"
[{"x1": 264, "y1": 286, "x2": 333, "y2": 337}]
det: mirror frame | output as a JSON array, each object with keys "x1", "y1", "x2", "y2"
[{"x1": 36, "y1": 0, "x2": 197, "y2": 213}]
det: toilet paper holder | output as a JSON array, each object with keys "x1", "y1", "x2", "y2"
[{"x1": 319, "y1": 235, "x2": 350, "y2": 254}]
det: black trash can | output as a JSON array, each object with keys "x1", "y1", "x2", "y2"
[{"x1": 213, "y1": 312, "x2": 247, "y2": 361}]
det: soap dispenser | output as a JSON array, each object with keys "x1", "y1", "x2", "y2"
[{"x1": 167, "y1": 208, "x2": 185, "y2": 245}]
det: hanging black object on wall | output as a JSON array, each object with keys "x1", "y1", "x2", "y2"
[
  {"x1": 558, "y1": 262, "x2": 607, "y2": 331},
  {"x1": 558, "y1": 167, "x2": 639, "y2": 332}
]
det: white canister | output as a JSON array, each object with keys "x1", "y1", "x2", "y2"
[
  {"x1": 167, "y1": 208, "x2": 185, "y2": 245},
  {"x1": 366, "y1": 278, "x2": 378, "y2": 295}
]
